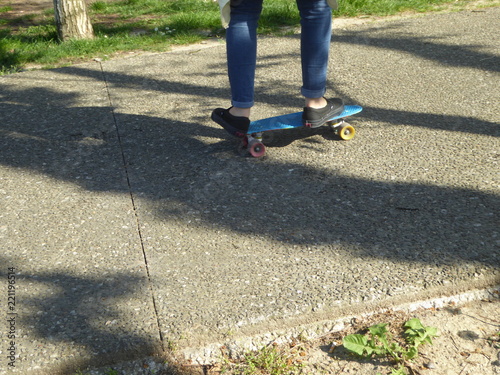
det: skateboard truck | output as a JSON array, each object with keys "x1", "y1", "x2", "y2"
[
  {"x1": 239, "y1": 133, "x2": 266, "y2": 158},
  {"x1": 328, "y1": 119, "x2": 356, "y2": 141},
  {"x1": 240, "y1": 120, "x2": 356, "y2": 158}
]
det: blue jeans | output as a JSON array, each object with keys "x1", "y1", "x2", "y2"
[{"x1": 226, "y1": 0, "x2": 333, "y2": 108}]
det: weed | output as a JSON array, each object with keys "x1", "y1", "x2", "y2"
[
  {"x1": 486, "y1": 331, "x2": 500, "y2": 349},
  {"x1": 165, "y1": 338, "x2": 178, "y2": 352},
  {"x1": 221, "y1": 343, "x2": 304, "y2": 375},
  {"x1": 342, "y1": 318, "x2": 438, "y2": 375}
]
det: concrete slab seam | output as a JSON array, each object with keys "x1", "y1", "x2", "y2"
[{"x1": 97, "y1": 60, "x2": 166, "y2": 351}]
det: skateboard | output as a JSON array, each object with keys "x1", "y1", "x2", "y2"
[{"x1": 240, "y1": 105, "x2": 362, "y2": 158}]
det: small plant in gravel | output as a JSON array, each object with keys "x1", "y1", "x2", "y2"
[
  {"x1": 221, "y1": 343, "x2": 304, "y2": 375},
  {"x1": 487, "y1": 331, "x2": 500, "y2": 349},
  {"x1": 342, "y1": 318, "x2": 438, "y2": 375}
]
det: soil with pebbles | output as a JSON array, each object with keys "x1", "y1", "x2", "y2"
[{"x1": 83, "y1": 298, "x2": 499, "y2": 375}]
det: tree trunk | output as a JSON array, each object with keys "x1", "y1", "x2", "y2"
[{"x1": 53, "y1": 0, "x2": 94, "y2": 41}]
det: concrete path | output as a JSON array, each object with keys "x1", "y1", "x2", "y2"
[{"x1": 1, "y1": 6, "x2": 499, "y2": 374}]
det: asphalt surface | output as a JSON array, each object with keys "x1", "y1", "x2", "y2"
[{"x1": 1, "y1": 6, "x2": 499, "y2": 375}]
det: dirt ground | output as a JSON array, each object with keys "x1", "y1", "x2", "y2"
[
  {"x1": 2, "y1": 0, "x2": 53, "y2": 18},
  {"x1": 1, "y1": 0, "x2": 111, "y2": 33},
  {"x1": 292, "y1": 298, "x2": 500, "y2": 375},
  {"x1": 198, "y1": 298, "x2": 500, "y2": 375},
  {"x1": 1, "y1": 0, "x2": 56, "y2": 31},
  {"x1": 97, "y1": 297, "x2": 499, "y2": 375}
]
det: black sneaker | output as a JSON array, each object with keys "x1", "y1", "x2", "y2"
[
  {"x1": 211, "y1": 107, "x2": 250, "y2": 137},
  {"x1": 302, "y1": 98, "x2": 344, "y2": 128}
]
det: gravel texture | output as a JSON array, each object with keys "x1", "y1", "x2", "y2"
[{"x1": 0, "y1": 5, "x2": 498, "y2": 374}]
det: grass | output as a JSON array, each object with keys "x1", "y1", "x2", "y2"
[
  {"x1": 220, "y1": 343, "x2": 305, "y2": 375},
  {"x1": 0, "y1": 0, "x2": 495, "y2": 74}
]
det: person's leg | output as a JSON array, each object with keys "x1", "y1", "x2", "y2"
[
  {"x1": 297, "y1": 0, "x2": 343, "y2": 126},
  {"x1": 211, "y1": 0, "x2": 263, "y2": 135},
  {"x1": 296, "y1": 0, "x2": 332, "y2": 102},
  {"x1": 226, "y1": 0, "x2": 263, "y2": 118}
]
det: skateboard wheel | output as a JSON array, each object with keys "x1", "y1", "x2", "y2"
[
  {"x1": 338, "y1": 124, "x2": 356, "y2": 140},
  {"x1": 249, "y1": 142, "x2": 266, "y2": 158}
]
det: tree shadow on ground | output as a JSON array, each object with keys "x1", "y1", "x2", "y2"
[
  {"x1": 0, "y1": 83, "x2": 497, "y2": 268},
  {"x1": 20, "y1": 271, "x2": 160, "y2": 373},
  {"x1": 332, "y1": 22, "x2": 500, "y2": 73},
  {"x1": 1, "y1": 17, "x2": 499, "y2": 370},
  {"x1": 0, "y1": 258, "x2": 208, "y2": 374}
]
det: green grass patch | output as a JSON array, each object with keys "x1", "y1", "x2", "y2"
[
  {"x1": 221, "y1": 344, "x2": 304, "y2": 375},
  {"x1": 0, "y1": 0, "x2": 490, "y2": 74},
  {"x1": 90, "y1": 1, "x2": 108, "y2": 12},
  {"x1": 336, "y1": 0, "x2": 472, "y2": 16}
]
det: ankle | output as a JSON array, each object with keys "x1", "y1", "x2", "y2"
[
  {"x1": 229, "y1": 106, "x2": 251, "y2": 118},
  {"x1": 305, "y1": 97, "x2": 327, "y2": 109}
]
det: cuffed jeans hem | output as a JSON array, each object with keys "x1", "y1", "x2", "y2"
[
  {"x1": 231, "y1": 100, "x2": 254, "y2": 108},
  {"x1": 301, "y1": 87, "x2": 327, "y2": 99}
]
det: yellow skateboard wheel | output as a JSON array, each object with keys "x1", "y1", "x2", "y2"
[{"x1": 339, "y1": 124, "x2": 356, "y2": 140}]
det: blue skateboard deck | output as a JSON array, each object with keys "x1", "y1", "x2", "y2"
[{"x1": 247, "y1": 105, "x2": 362, "y2": 134}]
